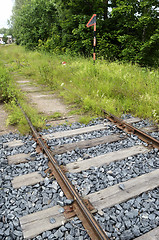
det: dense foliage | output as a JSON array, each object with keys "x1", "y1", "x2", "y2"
[
  {"x1": 11, "y1": 0, "x2": 159, "y2": 67},
  {"x1": 0, "y1": 28, "x2": 13, "y2": 35},
  {"x1": 0, "y1": 64, "x2": 13, "y2": 102}
]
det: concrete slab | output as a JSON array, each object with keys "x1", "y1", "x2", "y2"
[
  {"x1": 16, "y1": 80, "x2": 30, "y2": 84},
  {"x1": 19, "y1": 85, "x2": 40, "y2": 92},
  {"x1": 26, "y1": 92, "x2": 69, "y2": 115}
]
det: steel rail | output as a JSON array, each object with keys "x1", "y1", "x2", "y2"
[
  {"x1": 102, "y1": 110, "x2": 159, "y2": 150},
  {"x1": 18, "y1": 103, "x2": 109, "y2": 240}
]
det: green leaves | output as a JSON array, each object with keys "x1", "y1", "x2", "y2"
[
  {"x1": 11, "y1": 0, "x2": 159, "y2": 67},
  {"x1": 0, "y1": 65, "x2": 13, "y2": 102},
  {"x1": 12, "y1": 0, "x2": 56, "y2": 48}
]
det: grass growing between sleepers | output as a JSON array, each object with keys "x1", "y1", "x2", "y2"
[{"x1": 0, "y1": 44, "x2": 159, "y2": 126}]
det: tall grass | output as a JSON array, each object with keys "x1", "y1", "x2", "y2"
[
  {"x1": 1, "y1": 44, "x2": 159, "y2": 124},
  {"x1": 0, "y1": 51, "x2": 45, "y2": 133}
]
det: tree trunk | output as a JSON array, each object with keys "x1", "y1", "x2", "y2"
[{"x1": 103, "y1": 0, "x2": 108, "y2": 20}]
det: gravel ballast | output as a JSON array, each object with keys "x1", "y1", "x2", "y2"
[
  {"x1": 67, "y1": 149, "x2": 159, "y2": 196},
  {"x1": 95, "y1": 188, "x2": 159, "y2": 240},
  {"x1": 0, "y1": 118, "x2": 159, "y2": 239}
]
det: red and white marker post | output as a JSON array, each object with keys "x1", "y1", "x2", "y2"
[{"x1": 86, "y1": 14, "x2": 96, "y2": 64}]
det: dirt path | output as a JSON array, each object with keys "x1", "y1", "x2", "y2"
[
  {"x1": 14, "y1": 74, "x2": 79, "y2": 126},
  {"x1": 0, "y1": 73, "x2": 80, "y2": 134}
]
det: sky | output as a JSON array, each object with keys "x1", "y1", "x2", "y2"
[{"x1": 0, "y1": 0, "x2": 15, "y2": 28}]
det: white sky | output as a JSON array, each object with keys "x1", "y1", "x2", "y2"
[{"x1": 0, "y1": 0, "x2": 15, "y2": 28}]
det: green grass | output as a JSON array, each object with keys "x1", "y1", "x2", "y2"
[
  {"x1": 0, "y1": 54, "x2": 46, "y2": 134},
  {"x1": 5, "y1": 100, "x2": 46, "y2": 134},
  {"x1": 0, "y1": 44, "x2": 159, "y2": 125},
  {"x1": 47, "y1": 112, "x2": 62, "y2": 119}
]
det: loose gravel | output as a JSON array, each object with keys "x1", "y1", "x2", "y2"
[
  {"x1": 45, "y1": 123, "x2": 123, "y2": 147},
  {"x1": 150, "y1": 131, "x2": 159, "y2": 141},
  {"x1": 67, "y1": 149, "x2": 159, "y2": 196},
  {"x1": 54, "y1": 136, "x2": 144, "y2": 166},
  {"x1": 0, "y1": 118, "x2": 158, "y2": 240},
  {"x1": 95, "y1": 188, "x2": 159, "y2": 240}
]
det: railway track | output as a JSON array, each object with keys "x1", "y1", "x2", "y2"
[{"x1": 0, "y1": 107, "x2": 159, "y2": 240}]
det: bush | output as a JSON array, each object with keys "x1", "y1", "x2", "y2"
[{"x1": 0, "y1": 65, "x2": 14, "y2": 102}]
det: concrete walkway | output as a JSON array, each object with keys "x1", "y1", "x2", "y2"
[{"x1": 15, "y1": 75, "x2": 79, "y2": 126}]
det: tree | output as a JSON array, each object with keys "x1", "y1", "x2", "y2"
[
  {"x1": 12, "y1": 0, "x2": 56, "y2": 48},
  {"x1": 11, "y1": 0, "x2": 159, "y2": 67},
  {"x1": 111, "y1": 0, "x2": 159, "y2": 66},
  {"x1": 2, "y1": 34, "x2": 8, "y2": 44},
  {"x1": 0, "y1": 28, "x2": 8, "y2": 34}
]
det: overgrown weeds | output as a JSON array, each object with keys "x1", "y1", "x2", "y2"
[
  {"x1": 5, "y1": 100, "x2": 45, "y2": 134},
  {"x1": 0, "y1": 65, "x2": 15, "y2": 103},
  {"x1": 0, "y1": 55, "x2": 45, "y2": 134},
  {"x1": 1, "y1": 45, "x2": 159, "y2": 125}
]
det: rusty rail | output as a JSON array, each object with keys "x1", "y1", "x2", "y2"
[
  {"x1": 18, "y1": 103, "x2": 109, "y2": 240},
  {"x1": 102, "y1": 110, "x2": 159, "y2": 150}
]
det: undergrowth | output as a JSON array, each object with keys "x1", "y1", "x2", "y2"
[
  {"x1": 0, "y1": 56, "x2": 45, "y2": 134},
  {"x1": 1, "y1": 44, "x2": 159, "y2": 125},
  {"x1": 5, "y1": 100, "x2": 45, "y2": 134}
]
